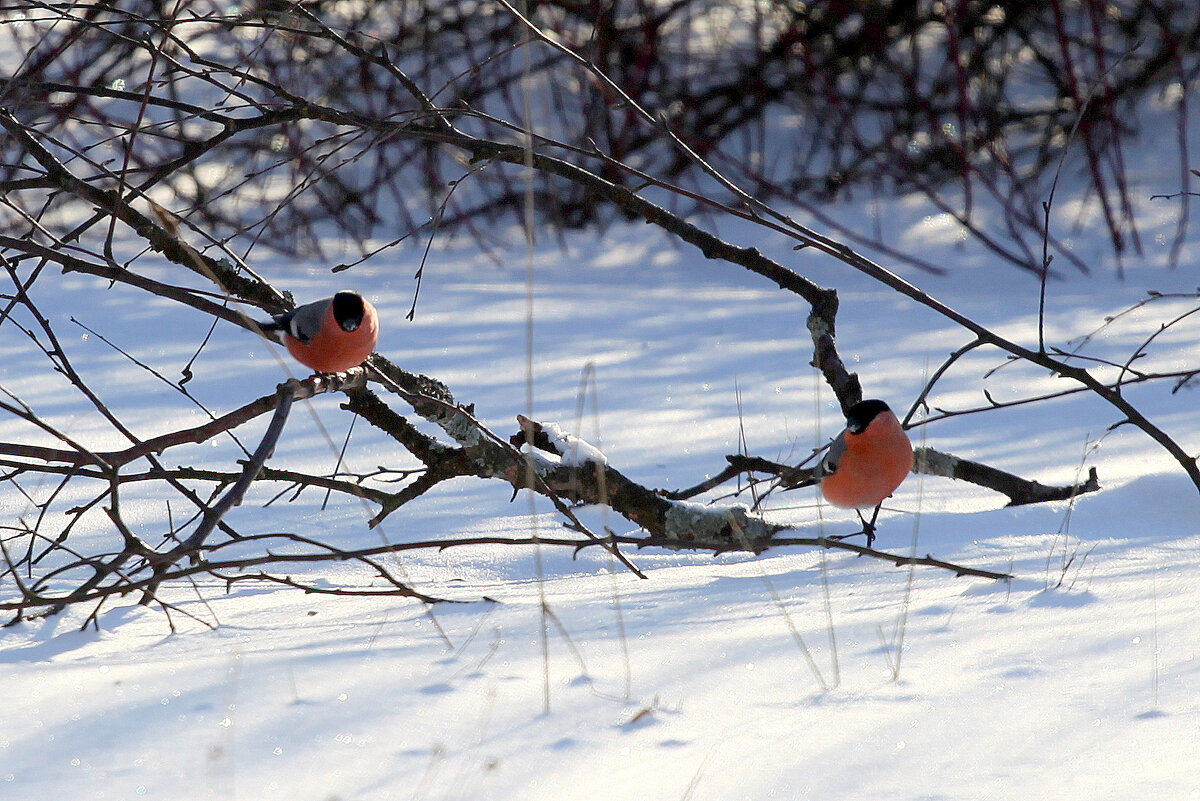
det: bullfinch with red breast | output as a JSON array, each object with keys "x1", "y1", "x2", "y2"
[
  {"x1": 815, "y1": 399, "x2": 913, "y2": 539},
  {"x1": 258, "y1": 290, "x2": 379, "y2": 373}
]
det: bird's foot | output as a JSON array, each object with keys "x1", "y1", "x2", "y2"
[{"x1": 827, "y1": 527, "x2": 875, "y2": 548}]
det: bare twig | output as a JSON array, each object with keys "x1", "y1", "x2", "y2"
[{"x1": 172, "y1": 381, "x2": 295, "y2": 555}]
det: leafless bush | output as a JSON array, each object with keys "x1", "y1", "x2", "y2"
[
  {"x1": 1, "y1": 2, "x2": 1196, "y2": 628},
  {"x1": 3, "y1": 1, "x2": 1197, "y2": 271}
]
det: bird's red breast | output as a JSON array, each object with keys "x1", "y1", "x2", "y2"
[
  {"x1": 820, "y1": 409, "x2": 913, "y2": 509},
  {"x1": 284, "y1": 299, "x2": 378, "y2": 373}
]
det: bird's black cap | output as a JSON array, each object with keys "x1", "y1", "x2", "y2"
[
  {"x1": 332, "y1": 291, "x2": 365, "y2": 332},
  {"x1": 845, "y1": 399, "x2": 892, "y2": 434}
]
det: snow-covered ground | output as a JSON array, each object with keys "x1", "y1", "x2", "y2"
[{"x1": 4, "y1": 112, "x2": 1200, "y2": 800}]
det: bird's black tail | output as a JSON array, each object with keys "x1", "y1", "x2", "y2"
[{"x1": 253, "y1": 317, "x2": 289, "y2": 344}]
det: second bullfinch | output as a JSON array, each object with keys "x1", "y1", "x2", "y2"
[
  {"x1": 258, "y1": 290, "x2": 378, "y2": 373},
  {"x1": 816, "y1": 399, "x2": 913, "y2": 512}
]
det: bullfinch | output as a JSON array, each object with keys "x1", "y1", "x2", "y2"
[
  {"x1": 816, "y1": 399, "x2": 913, "y2": 519},
  {"x1": 258, "y1": 290, "x2": 379, "y2": 373}
]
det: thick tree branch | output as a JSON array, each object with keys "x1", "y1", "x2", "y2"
[{"x1": 913, "y1": 447, "x2": 1101, "y2": 507}]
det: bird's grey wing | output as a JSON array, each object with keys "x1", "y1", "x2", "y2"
[
  {"x1": 281, "y1": 299, "x2": 328, "y2": 344},
  {"x1": 814, "y1": 429, "x2": 847, "y2": 478}
]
